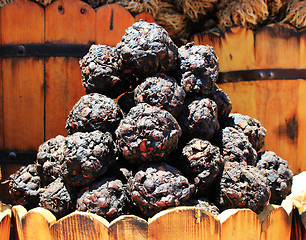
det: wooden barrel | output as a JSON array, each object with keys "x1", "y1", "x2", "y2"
[{"x1": 191, "y1": 25, "x2": 306, "y2": 174}]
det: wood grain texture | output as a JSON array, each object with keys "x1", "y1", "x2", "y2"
[
  {"x1": 109, "y1": 215, "x2": 148, "y2": 240},
  {"x1": 96, "y1": 4, "x2": 135, "y2": 46},
  {"x1": 0, "y1": 205, "x2": 11, "y2": 240},
  {"x1": 45, "y1": 0, "x2": 95, "y2": 44},
  {"x1": 259, "y1": 205, "x2": 292, "y2": 240},
  {"x1": 2, "y1": 58, "x2": 44, "y2": 151},
  {"x1": 300, "y1": 29, "x2": 306, "y2": 68},
  {"x1": 298, "y1": 80, "x2": 306, "y2": 173},
  {"x1": 148, "y1": 207, "x2": 220, "y2": 240},
  {"x1": 51, "y1": 212, "x2": 109, "y2": 240},
  {"x1": 45, "y1": 57, "x2": 85, "y2": 140},
  {"x1": 254, "y1": 23, "x2": 300, "y2": 69},
  {"x1": 0, "y1": 8, "x2": 2, "y2": 150},
  {"x1": 218, "y1": 209, "x2": 261, "y2": 240}
]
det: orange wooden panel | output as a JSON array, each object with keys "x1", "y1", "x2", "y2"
[
  {"x1": 218, "y1": 81, "x2": 257, "y2": 118},
  {"x1": 254, "y1": 23, "x2": 300, "y2": 69},
  {"x1": 219, "y1": 27, "x2": 255, "y2": 72},
  {"x1": 0, "y1": 0, "x2": 44, "y2": 44},
  {"x1": 45, "y1": 57, "x2": 85, "y2": 140},
  {"x1": 96, "y1": 4, "x2": 135, "y2": 46},
  {"x1": 109, "y1": 215, "x2": 148, "y2": 240},
  {"x1": 3, "y1": 58, "x2": 44, "y2": 151},
  {"x1": 255, "y1": 80, "x2": 299, "y2": 173},
  {"x1": 0, "y1": 58, "x2": 3, "y2": 150},
  {"x1": 259, "y1": 205, "x2": 292, "y2": 240},
  {"x1": 298, "y1": 79, "x2": 306, "y2": 172},
  {"x1": 134, "y1": 12, "x2": 155, "y2": 23},
  {"x1": 0, "y1": 205, "x2": 11, "y2": 240},
  {"x1": 50, "y1": 212, "x2": 109, "y2": 240},
  {"x1": 218, "y1": 209, "x2": 261, "y2": 240},
  {"x1": 45, "y1": 0, "x2": 95, "y2": 43},
  {"x1": 300, "y1": 29, "x2": 306, "y2": 68},
  {"x1": 148, "y1": 207, "x2": 220, "y2": 240}
]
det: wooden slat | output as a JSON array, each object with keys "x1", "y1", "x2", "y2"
[
  {"x1": 259, "y1": 205, "x2": 292, "y2": 240},
  {"x1": 218, "y1": 27, "x2": 255, "y2": 72},
  {"x1": 1, "y1": 0, "x2": 44, "y2": 151},
  {"x1": 2, "y1": 58, "x2": 44, "y2": 151},
  {"x1": 300, "y1": 29, "x2": 306, "y2": 68},
  {"x1": 96, "y1": 4, "x2": 135, "y2": 46},
  {"x1": 255, "y1": 80, "x2": 299, "y2": 173},
  {"x1": 44, "y1": 57, "x2": 84, "y2": 139},
  {"x1": 218, "y1": 209, "x2": 261, "y2": 240},
  {"x1": 21, "y1": 208, "x2": 56, "y2": 240},
  {"x1": 0, "y1": 8, "x2": 3, "y2": 150},
  {"x1": 148, "y1": 207, "x2": 220, "y2": 240},
  {"x1": 44, "y1": 0, "x2": 94, "y2": 139},
  {"x1": 0, "y1": 0, "x2": 44, "y2": 44},
  {"x1": 109, "y1": 215, "x2": 148, "y2": 240},
  {"x1": 50, "y1": 212, "x2": 109, "y2": 240},
  {"x1": 298, "y1": 80, "x2": 306, "y2": 173},
  {"x1": 12, "y1": 205, "x2": 28, "y2": 240},
  {"x1": 0, "y1": 205, "x2": 11, "y2": 240},
  {"x1": 254, "y1": 23, "x2": 300, "y2": 69},
  {"x1": 218, "y1": 81, "x2": 257, "y2": 118}
]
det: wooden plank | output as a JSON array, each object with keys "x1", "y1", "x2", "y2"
[
  {"x1": 148, "y1": 207, "x2": 220, "y2": 240},
  {"x1": 254, "y1": 23, "x2": 300, "y2": 69},
  {"x1": 218, "y1": 81, "x2": 257, "y2": 118},
  {"x1": 21, "y1": 208, "x2": 56, "y2": 240},
  {"x1": 50, "y1": 212, "x2": 109, "y2": 240},
  {"x1": 0, "y1": 205, "x2": 11, "y2": 240},
  {"x1": 0, "y1": 0, "x2": 44, "y2": 44},
  {"x1": 3, "y1": 58, "x2": 44, "y2": 151},
  {"x1": 44, "y1": 0, "x2": 94, "y2": 139},
  {"x1": 96, "y1": 4, "x2": 135, "y2": 46},
  {"x1": 134, "y1": 12, "x2": 155, "y2": 23},
  {"x1": 45, "y1": 0, "x2": 95, "y2": 44},
  {"x1": 259, "y1": 205, "x2": 292, "y2": 240},
  {"x1": 218, "y1": 27, "x2": 255, "y2": 72},
  {"x1": 218, "y1": 209, "x2": 261, "y2": 240},
  {"x1": 300, "y1": 29, "x2": 306, "y2": 68},
  {"x1": 44, "y1": 57, "x2": 84, "y2": 139},
  {"x1": 12, "y1": 205, "x2": 28, "y2": 240},
  {"x1": 0, "y1": 8, "x2": 3, "y2": 150},
  {"x1": 298, "y1": 80, "x2": 306, "y2": 173},
  {"x1": 109, "y1": 215, "x2": 148, "y2": 240},
  {"x1": 255, "y1": 80, "x2": 299, "y2": 173}
]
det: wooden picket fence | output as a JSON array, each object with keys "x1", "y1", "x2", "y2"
[
  {"x1": 0, "y1": 204, "x2": 11, "y2": 240},
  {"x1": 191, "y1": 25, "x2": 306, "y2": 174},
  {"x1": 11, "y1": 204, "x2": 293, "y2": 240}
]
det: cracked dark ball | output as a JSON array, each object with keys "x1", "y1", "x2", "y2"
[
  {"x1": 36, "y1": 135, "x2": 65, "y2": 186},
  {"x1": 224, "y1": 113, "x2": 267, "y2": 151},
  {"x1": 76, "y1": 178, "x2": 130, "y2": 221},
  {"x1": 60, "y1": 130, "x2": 118, "y2": 187},
  {"x1": 178, "y1": 42, "x2": 219, "y2": 95},
  {"x1": 180, "y1": 138, "x2": 224, "y2": 194},
  {"x1": 256, "y1": 151, "x2": 293, "y2": 204},
  {"x1": 8, "y1": 164, "x2": 41, "y2": 209},
  {"x1": 221, "y1": 126, "x2": 257, "y2": 166},
  {"x1": 217, "y1": 161, "x2": 271, "y2": 213},
  {"x1": 65, "y1": 93, "x2": 124, "y2": 135},
  {"x1": 178, "y1": 96, "x2": 219, "y2": 141},
  {"x1": 128, "y1": 163, "x2": 194, "y2": 217},
  {"x1": 115, "y1": 103, "x2": 182, "y2": 163},
  {"x1": 134, "y1": 73, "x2": 186, "y2": 117},
  {"x1": 116, "y1": 21, "x2": 178, "y2": 78},
  {"x1": 80, "y1": 44, "x2": 129, "y2": 98},
  {"x1": 39, "y1": 178, "x2": 74, "y2": 219}
]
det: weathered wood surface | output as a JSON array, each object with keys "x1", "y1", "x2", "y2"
[
  {"x1": 192, "y1": 23, "x2": 306, "y2": 173},
  {"x1": 11, "y1": 205, "x2": 293, "y2": 240},
  {"x1": 0, "y1": 204, "x2": 11, "y2": 240},
  {"x1": 0, "y1": 0, "x2": 152, "y2": 152}
]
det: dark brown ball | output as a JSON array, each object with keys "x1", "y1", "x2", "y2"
[
  {"x1": 256, "y1": 151, "x2": 293, "y2": 204},
  {"x1": 217, "y1": 162, "x2": 271, "y2": 212},
  {"x1": 128, "y1": 163, "x2": 194, "y2": 217},
  {"x1": 115, "y1": 103, "x2": 182, "y2": 163},
  {"x1": 76, "y1": 178, "x2": 130, "y2": 221},
  {"x1": 65, "y1": 93, "x2": 124, "y2": 135},
  {"x1": 178, "y1": 42, "x2": 219, "y2": 95},
  {"x1": 60, "y1": 130, "x2": 118, "y2": 187},
  {"x1": 116, "y1": 21, "x2": 179, "y2": 78},
  {"x1": 134, "y1": 73, "x2": 186, "y2": 117}
]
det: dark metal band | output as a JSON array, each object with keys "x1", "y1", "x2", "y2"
[
  {"x1": 0, "y1": 43, "x2": 93, "y2": 58},
  {"x1": 218, "y1": 69, "x2": 306, "y2": 83},
  {"x1": 0, "y1": 151, "x2": 37, "y2": 164}
]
